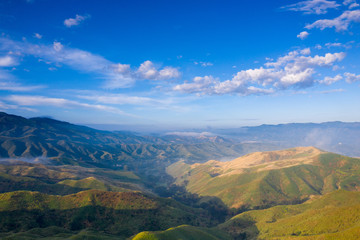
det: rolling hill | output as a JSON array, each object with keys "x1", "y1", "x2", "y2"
[
  {"x1": 219, "y1": 189, "x2": 360, "y2": 239},
  {"x1": 167, "y1": 147, "x2": 360, "y2": 209},
  {"x1": 0, "y1": 112, "x2": 278, "y2": 170},
  {"x1": 0, "y1": 189, "x2": 219, "y2": 238},
  {"x1": 132, "y1": 225, "x2": 232, "y2": 240}
]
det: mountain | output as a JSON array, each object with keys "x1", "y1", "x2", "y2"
[
  {"x1": 167, "y1": 147, "x2": 360, "y2": 209},
  {"x1": 219, "y1": 190, "x2": 360, "y2": 239},
  {"x1": 0, "y1": 160, "x2": 144, "y2": 195},
  {"x1": 212, "y1": 121, "x2": 360, "y2": 157},
  {"x1": 0, "y1": 112, "x2": 279, "y2": 170}
]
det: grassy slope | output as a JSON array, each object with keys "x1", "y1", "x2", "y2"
[
  {"x1": 0, "y1": 162, "x2": 144, "y2": 195},
  {"x1": 132, "y1": 225, "x2": 232, "y2": 240},
  {"x1": 167, "y1": 150, "x2": 360, "y2": 209},
  {"x1": 219, "y1": 190, "x2": 360, "y2": 239},
  {"x1": 0, "y1": 190, "x2": 217, "y2": 238}
]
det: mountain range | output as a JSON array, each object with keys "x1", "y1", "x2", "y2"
[{"x1": 1, "y1": 111, "x2": 360, "y2": 239}]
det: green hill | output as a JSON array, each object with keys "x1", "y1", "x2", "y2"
[
  {"x1": 0, "y1": 190, "x2": 218, "y2": 238},
  {"x1": 0, "y1": 161, "x2": 144, "y2": 195},
  {"x1": 167, "y1": 147, "x2": 360, "y2": 209},
  {"x1": 219, "y1": 190, "x2": 360, "y2": 239},
  {"x1": 131, "y1": 225, "x2": 232, "y2": 240}
]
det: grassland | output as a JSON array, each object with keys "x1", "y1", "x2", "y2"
[
  {"x1": 0, "y1": 189, "x2": 218, "y2": 238},
  {"x1": 219, "y1": 190, "x2": 360, "y2": 239},
  {"x1": 167, "y1": 147, "x2": 360, "y2": 209},
  {"x1": 131, "y1": 225, "x2": 232, "y2": 240}
]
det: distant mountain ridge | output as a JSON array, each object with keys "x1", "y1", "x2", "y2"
[
  {"x1": 213, "y1": 121, "x2": 360, "y2": 157},
  {"x1": 0, "y1": 112, "x2": 279, "y2": 168}
]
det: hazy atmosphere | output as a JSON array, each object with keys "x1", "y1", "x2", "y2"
[{"x1": 1, "y1": 0, "x2": 359, "y2": 130}]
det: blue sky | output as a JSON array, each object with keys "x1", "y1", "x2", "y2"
[{"x1": 0, "y1": 0, "x2": 360, "y2": 131}]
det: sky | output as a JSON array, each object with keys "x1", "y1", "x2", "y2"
[{"x1": 0, "y1": 0, "x2": 360, "y2": 131}]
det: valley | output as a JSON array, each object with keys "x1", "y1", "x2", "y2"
[{"x1": 0, "y1": 112, "x2": 360, "y2": 239}]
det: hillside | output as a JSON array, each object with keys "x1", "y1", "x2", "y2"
[
  {"x1": 0, "y1": 112, "x2": 277, "y2": 169},
  {"x1": 167, "y1": 147, "x2": 360, "y2": 209},
  {"x1": 132, "y1": 225, "x2": 232, "y2": 240},
  {"x1": 219, "y1": 190, "x2": 360, "y2": 239},
  {"x1": 0, "y1": 160, "x2": 144, "y2": 195},
  {"x1": 0, "y1": 190, "x2": 218, "y2": 238}
]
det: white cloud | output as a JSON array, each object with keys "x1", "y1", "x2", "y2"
[
  {"x1": 64, "y1": 14, "x2": 90, "y2": 28},
  {"x1": 77, "y1": 93, "x2": 172, "y2": 106},
  {"x1": 306, "y1": 10, "x2": 360, "y2": 31},
  {"x1": 0, "y1": 55, "x2": 16, "y2": 67},
  {"x1": 194, "y1": 61, "x2": 213, "y2": 67},
  {"x1": 33, "y1": 33, "x2": 42, "y2": 39},
  {"x1": 344, "y1": 72, "x2": 360, "y2": 83},
  {"x1": 136, "y1": 60, "x2": 180, "y2": 80},
  {"x1": 0, "y1": 55, "x2": 43, "y2": 91},
  {"x1": 165, "y1": 131, "x2": 214, "y2": 137},
  {"x1": 344, "y1": 0, "x2": 355, "y2": 5},
  {"x1": 0, "y1": 38, "x2": 180, "y2": 89},
  {"x1": 282, "y1": 0, "x2": 340, "y2": 14},
  {"x1": 297, "y1": 31, "x2": 309, "y2": 40},
  {"x1": 349, "y1": 3, "x2": 360, "y2": 8},
  {"x1": 173, "y1": 76, "x2": 218, "y2": 94},
  {"x1": 5, "y1": 95, "x2": 130, "y2": 115},
  {"x1": 319, "y1": 74, "x2": 343, "y2": 84},
  {"x1": 173, "y1": 49, "x2": 345, "y2": 95},
  {"x1": 343, "y1": 0, "x2": 359, "y2": 8},
  {"x1": 53, "y1": 41, "x2": 63, "y2": 52}
]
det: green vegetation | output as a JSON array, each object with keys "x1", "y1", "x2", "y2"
[
  {"x1": 132, "y1": 225, "x2": 232, "y2": 240},
  {"x1": 0, "y1": 190, "x2": 219, "y2": 238},
  {"x1": 0, "y1": 162, "x2": 144, "y2": 195},
  {"x1": 168, "y1": 148, "x2": 360, "y2": 209},
  {"x1": 219, "y1": 190, "x2": 360, "y2": 239}
]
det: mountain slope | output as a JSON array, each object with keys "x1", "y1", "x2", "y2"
[
  {"x1": 219, "y1": 190, "x2": 360, "y2": 239},
  {"x1": 0, "y1": 112, "x2": 278, "y2": 169},
  {"x1": 132, "y1": 225, "x2": 232, "y2": 240},
  {"x1": 167, "y1": 147, "x2": 360, "y2": 208},
  {"x1": 0, "y1": 190, "x2": 218, "y2": 238}
]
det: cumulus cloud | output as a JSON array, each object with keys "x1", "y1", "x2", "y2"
[
  {"x1": 64, "y1": 14, "x2": 90, "y2": 28},
  {"x1": 306, "y1": 10, "x2": 360, "y2": 31},
  {"x1": 0, "y1": 55, "x2": 16, "y2": 67},
  {"x1": 282, "y1": 0, "x2": 340, "y2": 14},
  {"x1": 344, "y1": 72, "x2": 360, "y2": 83},
  {"x1": 0, "y1": 37, "x2": 180, "y2": 89},
  {"x1": 33, "y1": 33, "x2": 42, "y2": 39},
  {"x1": 136, "y1": 60, "x2": 180, "y2": 80},
  {"x1": 319, "y1": 74, "x2": 343, "y2": 85},
  {"x1": 297, "y1": 31, "x2": 310, "y2": 40},
  {"x1": 173, "y1": 49, "x2": 345, "y2": 95}
]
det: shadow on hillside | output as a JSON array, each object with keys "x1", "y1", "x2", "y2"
[
  {"x1": 0, "y1": 176, "x2": 85, "y2": 195},
  {"x1": 220, "y1": 216, "x2": 259, "y2": 240},
  {"x1": 0, "y1": 203, "x2": 217, "y2": 239}
]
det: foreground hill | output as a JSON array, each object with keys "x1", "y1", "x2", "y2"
[
  {"x1": 219, "y1": 190, "x2": 360, "y2": 239},
  {"x1": 0, "y1": 190, "x2": 218, "y2": 238},
  {"x1": 132, "y1": 225, "x2": 232, "y2": 240},
  {"x1": 167, "y1": 147, "x2": 360, "y2": 209}
]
